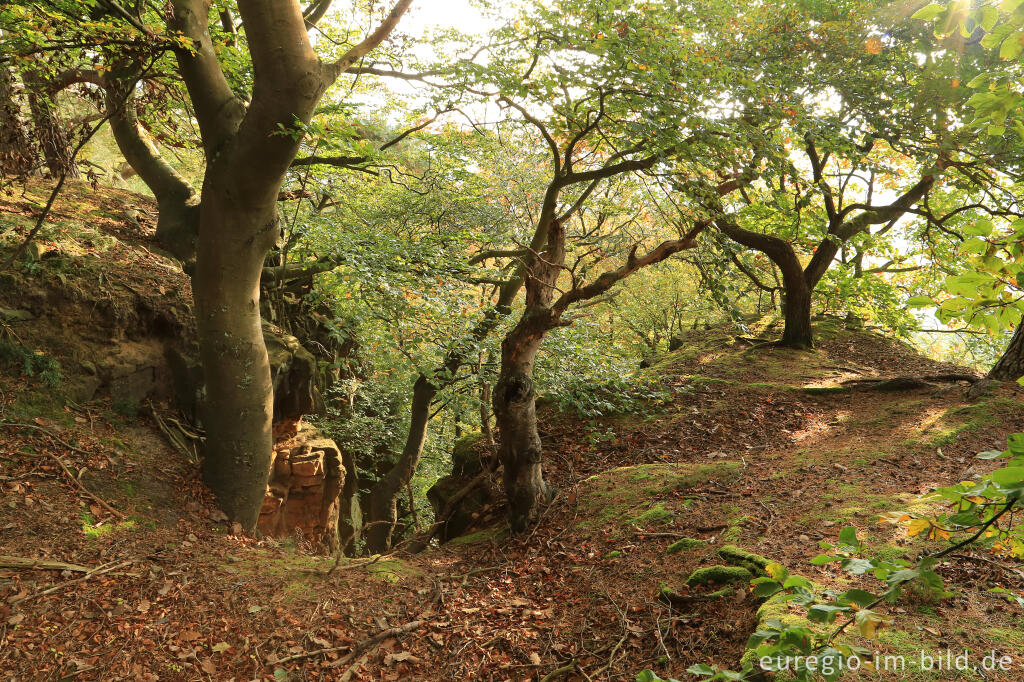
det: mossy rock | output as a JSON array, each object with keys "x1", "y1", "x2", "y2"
[
  {"x1": 447, "y1": 527, "x2": 508, "y2": 546},
  {"x1": 717, "y1": 544, "x2": 772, "y2": 577},
  {"x1": 685, "y1": 564, "x2": 753, "y2": 587},
  {"x1": 452, "y1": 431, "x2": 486, "y2": 476},
  {"x1": 666, "y1": 537, "x2": 706, "y2": 554}
]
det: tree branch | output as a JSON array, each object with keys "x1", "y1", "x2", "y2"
[{"x1": 322, "y1": 0, "x2": 415, "y2": 80}]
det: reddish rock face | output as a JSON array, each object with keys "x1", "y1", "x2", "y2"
[{"x1": 257, "y1": 422, "x2": 344, "y2": 551}]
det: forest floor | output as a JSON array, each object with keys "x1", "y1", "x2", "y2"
[{"x1": 2, "y1": 182, "x2": 1024, "y2": 681}]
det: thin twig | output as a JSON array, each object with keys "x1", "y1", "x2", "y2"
[
  {"x1": 0, "y1": 422, "x2": 126, "y2": 518},
  {"x1": 274, "y1": 619, "x2": 422, "y2": 666},
  {"x1": 540, "y1": 660, "x2": 578, "y2": 682}
]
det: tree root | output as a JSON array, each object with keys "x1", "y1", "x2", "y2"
[{"x1": 840, "y1": 373, "x2": 980, "y2": 392}]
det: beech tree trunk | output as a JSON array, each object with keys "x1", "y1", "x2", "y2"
[
  {"x1": 104, "y1": 82, "x2": 199, "y2": 262},
  {"x1": 717, "y1": 217, "x2": 815, "y2": 349},
  {"x1": 989, "y1": 324, "x2": 1024, "y2": 382},
  {"x1": 493, "y1": 323, "x2": 551, "y2": 533},
  {"x1": 780, "y1": 274, "x2": 813, "y2": 350},
  {"x1": 492, "y1": 218, "x2": 566, "y2": 533},
  {"x1": 193, "y1": 181, "x2": 281, "y2": 527},
  {"x1": 169, "y1": 0, "x2": 411, "y2": 528},
  {"x1": 365, "y1": 375, "x2": 435, "y2": 552}
]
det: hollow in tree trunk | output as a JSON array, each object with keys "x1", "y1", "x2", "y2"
[{"x1": 989, "y1": 324, "x2": 1024, "y2": 382}]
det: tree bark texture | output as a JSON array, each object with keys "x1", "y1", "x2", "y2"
[
  {"x1": 989, "y1": 324, "x2": 1024, "y2": 382},
  {"x1": 23, "y1": 70, "x2": 79, "y2": 180},
  {"x1": 0, "y1": 67, "x2": 34, "y2": 178}
]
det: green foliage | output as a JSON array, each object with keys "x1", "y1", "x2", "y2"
[{"x1": 0, "y1": 339, "x2": 62, "y2": 387}]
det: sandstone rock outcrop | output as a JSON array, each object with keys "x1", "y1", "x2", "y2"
[{"x1": 258, "y1": 422, "x2": 344, "y2": 551}]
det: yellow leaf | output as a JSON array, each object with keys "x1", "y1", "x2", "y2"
[
  {"x1": 906, "y1": 518, "x2": 930, "y2": 538},
  {"x1": 930, "y1": 526, "x2": 951, "y2": 541}
]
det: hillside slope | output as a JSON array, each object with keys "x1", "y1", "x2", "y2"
[{"x1": 1, "y1": 183, "x2": 1023, "y2": 681}]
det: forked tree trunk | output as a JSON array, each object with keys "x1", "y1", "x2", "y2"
[
  {"x1": 989, "y1": 324, "x2": 1024, "y2": 382},
  {"x1": 493, "y1": 330, "x2": 551, "y2": 533},
  {"x1": 169, "y1": 0, "x2": 412, "y2": 528}
]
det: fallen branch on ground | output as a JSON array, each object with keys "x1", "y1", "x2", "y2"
[
  {"x1": 9, "y1": 559, "x2": 134, "y2": 604},
  {"x1": 658, "y1": 589, "x2": 733, "y2": 607},
  {"x1": 273, "y1": 619, "x2": 422, "y2": 666},
  {"x1": 540, "y1": 660, "x2": 579, "y2": 682},
  {"x1": 324, "y1": 553, "x2": 384, "y2": 577},
  {"x1": 0, "y1": 421, "x2": 127, "y2": 518},
  {"x1": 148, "y1": 403, "x2": 201, "y2": 464},
  {"x1": 0, "y1": 556, "x2": 92, "y2": 572}
]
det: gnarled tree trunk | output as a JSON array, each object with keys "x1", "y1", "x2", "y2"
[
  {"x1": 989, "y1": 324, "x2": 1024, "y2": 382},
  {"x1": 0, "y1": 66, "x2": 34, "y2": 178},
  {"x1": 492, "y1": 219, "x2": 566, "y2": 533},
  {"x1": 23, "y1": 70, "x2": 79, "y2": 180},
  {"x1": 717, "y1": 216, "x2": 815, "y2": 349},
  {"x1": 493, "y1": 324, "x2": 551, "y2": 533}
]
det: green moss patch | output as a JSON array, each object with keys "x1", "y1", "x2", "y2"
[
  {"x1": 575, "y1": 462, "x2": 741, "y2": 534},
  {"x1": 717, "y1": 544, "x2": 771, "y2": 577},
  {"x1": 685, "y1": 565, "x2": 753, "y2": 587},
  {"x1": 666, "y1": 537, "x2": 706, "y2": 554},
  {"x1": 447, "y1": 527, "x2": 508, "y2": 546}
]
